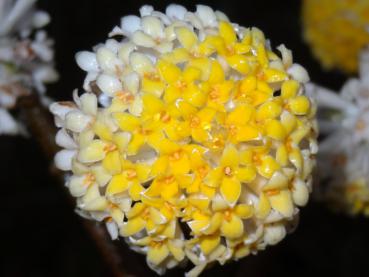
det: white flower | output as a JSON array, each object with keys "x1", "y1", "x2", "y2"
[
  {"x1": 0, "y1": 0, "x2": 58, "y2": 135},
  {"x1": 309, "y1": 47, "x2": 369, "y2": 214}
]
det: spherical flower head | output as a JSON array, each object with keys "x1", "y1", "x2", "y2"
[
  {"x1": 50, "y1": 4, "x2": 317, "y2": 276},
  {"x1": 302, "y1": 0, "x2": 369, "y2": 73},
  {"x1": 311, "y1": 47, "x2": 369, "y2": 215},
  {"x1": 0, "y1": 0, "x2": 58, "y2": 135}
]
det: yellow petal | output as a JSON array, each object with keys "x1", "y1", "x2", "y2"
[
  {"x1": 106, "y1": 173, "x2": 129, "y2": 195},
  {"x1": 269, "y1": 189, "x2": 294, "y2": 217},
  {"x1": 221, "y1": 214, "x2": 243, "y2": 239},
  {"x1": 126, "y1": 202, "x2": 146, "y2": 218},
  {"x1": 256, "y1": 101, "x2": 282, "y2": 121},
  {"x1": 240, "y1": 76, "x2": 257, "y2": 93},
  {"x1": 188, "y1": 219, "x2": 210, "y2": 235},
  {"x1": 219, "y1": 21, "x2": 236, "y2": 44},
  {"x1": 258, "y1": 155, "x2": 281, "y2": 179},
  {"x1": 263, "y1": 171, "x2": 288, "y2": 191},
  {"x1": 235, "y1": 125, "x2": 260, "y2": 142},
  {"x1": 113, "y1": 112, "x2": 140, "y2": 132},
  {"x1": 256, "y1": 43, "x2": 268, "y2": 67},
  {"x1": 236, "y1": 166, "x2": 256, "y2": 183},
  {"x1": 208, "y1": 60, "x2": 225, "y2": 83},
  {"x1": 183, "y1": 66, "x2": 202, "y2": 82},
  {"x1": 93, "y1": 121, "x2": 113, "y2": 141},
  {"x1": 265, "y1": 119, "x2": 287, "y2": 141},
  {"x1": 200, "y1": 234, "x2": 221, "y2": 255},
  {"x1": 136, "y1": 164, "x2": 151, "y2": 181},
  {"x1": 221, "y1": 144, "x2": 239, "y2": 168},
  {"x1": 289, "y1": 96, "x2": 310, "y2": 115},
  {"x1": 163, "y1": 85, "x2": 182, "y2": 104},
  {"x1": 220, "y1": 177, "x2": 241, "y2": 205},
  {"x1": 142, "y1": 93, "x2": 164, "y2": 116},
  {"x1": 205, "y1": 167, "x2": 223, "y2": 187},
  {"x1": 234, "y1": 244, "x2": 250, "y2": 260},
  {"x1": 226, "y1": 55, "x2": 249, "y2": 74},
  {"x1": 161, "y1": 180, "x2": 179, "y2": 200},
  {"x1": 149, "y1": 207, "x2": 167, "y2": 225},
  {"x1": 226, "y1": 105, "x2": 254, "y2": 125},
  {"x1": 256, "y1": 192, "x2": 271, "y2": 219},
  {"x1": 120, "y1": 216, "x2": 146, "y2": 236},
  {"x1": 263, "y1": 68, "x2": 287, "y2": 83},
  {"x1": 281, "y1": 80, "x2": 299, "y2": 99},
  {"x1": 168, "y1": 240, "x2": 185, "y2": 261},
  {"x1": 183, "y1": 83, "x2": 206, "y2": 107},
  {"x1": 203, "y1": 212, "x2": 223, "y2": 235},
  {"x1": 171, "y1": 155, "x2": 191, "y2": 175},
  {"x1": 113, "y1": 132, "x2": 131, "y2": 152},
  {"x1": 289, "y1": 150, "x2": 303, "y2": 172},
  {"x1": 157, "y1": 59, "x2": 181, "y2": 83},
  {"x1": 102, "y1": 150, "x2": 121, "y2": 175},
  {"x1": 128, "y1": 181, "x2": 144, "y2": 201},
  {"x1": 142, "y1": 77, "x2": 165, "y2": 97},
  {"x1": 276, "y1": 144, "x2": 288, "y2": 166},
  {"x1": 147, "y1": 243, "x2": 170, "y2": 265},
  {"x1": 127, "y1": 133, "x2": 145, "y2": 155},
  {"x1": 234, "y1": 204, "x2": 253, "y2": 218}
]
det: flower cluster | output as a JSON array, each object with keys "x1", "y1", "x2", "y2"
[
  {"x1": 51, "y1": 4, "x2": 317, "y2": 276},
  {"x1": 310, "y1": 48, "x2": 369, "y2": 215},
  {"x1": 302, "y1": 0, "x2": 369, "y2": 73},
  {"x1": 0, "y1": 0, "x2": 58, "y2": 135}
]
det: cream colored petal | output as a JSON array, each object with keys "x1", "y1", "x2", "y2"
[
  {"x1": 291, "y1": 178, "x2": 309, "y2": 206},
  {"x1": 142, "y1": 16, "x2": 165, "y2": 39},
  {"x1": 80, "y1": 93, "x2": 97, "y2": 116},
  {"x1": 122, "y1": 72, "x2": 139, "y2": 94},
  {"x1": 117, "y1": 42, "x2": 136, "y2": 64},
  {"x1": 97, "y1": 74, "x2": 122, "y2": 97},
  {"x1": 263, "y1": 223, "x2": 286, "y2": 245},
  {"x1": 65, "y1": 111, "x2": 92, "y2": 133},
  {"x1": 130, "y1": 52, "x2": 155, "y2": 75},
  {"x1": 55, "y1": 129, "x2": 77, "y2": 149},
  {"x1": 68, "y1": 175, "x2": 88, "y2": 197},
  {"x1": 78, "y1": 140, "x2": 107, "y2": 163},
  {"x1": 54, "y1": 149, "x2": 76, "y2": 171},
  {"x1": 96, "y1": 46, "x2": 122, "y2": 73},
  {"x1": 132, "y1": 30, "x2": 156, "y2": 48}
]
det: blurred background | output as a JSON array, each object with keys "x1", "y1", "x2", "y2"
[{"x1": 2, "y1": 0, "x2": 368, "y2": 276}]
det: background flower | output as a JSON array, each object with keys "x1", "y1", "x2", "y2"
[{"x1": 0, "y1": 0, "x2": 58, "y2": 135}]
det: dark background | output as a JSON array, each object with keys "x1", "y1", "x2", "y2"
[{"x1": 2, "y1": 0, "x2": 368, "y2": 276}]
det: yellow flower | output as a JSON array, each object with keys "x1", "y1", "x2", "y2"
[
  {"x1": 157, "y1": 59, "x2": 206, "y2": 107},
  {"x1": 188, "y1": 202, "x2": 253, "y2": 240},
  {"x1": 130, "y1": 236, "x2": 185, "y2": 267},
  {"x1": 302, "y1": 0, "x2": 369, "y2": 73},
  {"x1": 204, "y1": 144, "x2": 256, "y2": 205},
  {"x1": 113, "y1": 112, "x2": 164, "y2": 155},
  {"x1": 106, "y1": 159, "x2": 151, "y2": 201},
  {"x1": 51, "y1": 5, "x2": 317, "y2": 276}
]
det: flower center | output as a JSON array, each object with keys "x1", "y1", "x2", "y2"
[{"x1": 224, "y1": 166, "x2": 232, "y2": 176}]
